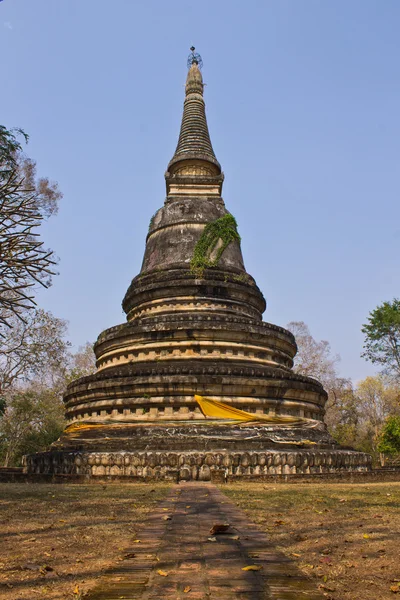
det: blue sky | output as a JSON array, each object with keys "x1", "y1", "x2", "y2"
[{"x1": 1, "y1": 0, "x2": 399, "y2": 381}]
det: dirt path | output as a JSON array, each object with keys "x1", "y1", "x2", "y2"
[{"x1": 85, "y1": 482, "x2": 323, "y2": 599}]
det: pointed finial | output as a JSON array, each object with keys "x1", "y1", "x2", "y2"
[{"x1": 187, "y1": 46, "x2": 203, "y2": 70}]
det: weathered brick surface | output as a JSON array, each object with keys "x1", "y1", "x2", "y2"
[{"x1": 85, "y1": 483, "x2": 324, "y2": 599}]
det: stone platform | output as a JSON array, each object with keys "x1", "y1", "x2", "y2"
[{"x1": 24, "y1": 420, "x2": 371, "y2": 479}]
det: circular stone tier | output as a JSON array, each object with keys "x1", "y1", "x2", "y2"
[
  {"x1": 64, "y1": 366, "x2": 327, "y2": 423},
  {"x1": 123, "y1": 268, "x2": 266, "y2": 323},
  {"x1": 62, "y1": 285, "x2": 327, "y2": 425}
]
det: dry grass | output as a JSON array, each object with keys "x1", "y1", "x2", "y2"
[
  {"x1": 0, "y1": 483, "x2": 171, "y2": 600},
  {"x1": 223, "y1": 481, "x2": 400, "y2": 600}
]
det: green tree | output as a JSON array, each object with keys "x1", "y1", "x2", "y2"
[
  {"x1": 354, "y1": 376, "x2": 400, "y2": 461},
  {"x1": 0, "y1": 384, "x2": 65, "y2": 467},
  {"x1": 0, "y1": 338, "x2": 96, "y2": 466},
  {"x1": 362, "y1": 299, "x2": 400, "y2": 381},
  {"x1": 377, "y1": 416, "x2": 400, "y2": 456},
  {"x1": 287, "y1": 322, "x2": 400, "y2": 458}
]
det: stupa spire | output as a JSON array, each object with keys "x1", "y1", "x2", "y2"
[{"x1": 166, "y1": 48, "x2": 223, "y2": 196}]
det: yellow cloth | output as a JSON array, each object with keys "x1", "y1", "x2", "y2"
[{"x1": 194, "y1": 395, "x2": 304, "y2": 424}]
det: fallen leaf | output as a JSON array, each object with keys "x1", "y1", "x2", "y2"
[
  {"x1": 133, "y1": 540, "x2": 141, "y2": 543},
  {"x1": 210, "y1": 523, "x2": 230, "y2": 535},
  {"x1": 123, "y1": 553, "x2": 136, "y2": 559},
  {"x1": 184, "y1": 586, "x2": 191, "y2": 593},
  {"x1": 162, "y1": 515, "x2": 172, "y2": 521},
  {"x1": 363, "y1": 534, "x2": 370, "y2": 539},
  {"x1": 22, "y1": 563, "x2": 41, "y2": 571},
  {"x1": 319, "y1": 584, "x2": 336, "y2": 592},
  {"x1": 242, "y1": 565, "x2": 262, "y2": 571},
  {"x1": 390, "y1": 585, "x2": 399, "y2": 593},
  {"x1": 43, "y1": 570, "x2": 58, "y2": 579},
  {"x1": 73, "y1": 585, "x2": 80, "y2": 595},
  {"x1": 207, "y1": 537, "x2": 217, "y2": 542},
  {"x1": 157, "y1": 569, "x2": 168, "y2": 577}
]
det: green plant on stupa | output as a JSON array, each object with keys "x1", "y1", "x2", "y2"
[{"x1": 190, "y1": 213, "x2": 241, "y2": 277}]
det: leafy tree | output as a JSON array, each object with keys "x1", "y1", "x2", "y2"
[
  {"x1": 0, "y1": 336, "x2": 96, "y2": 466},
  {"x1": 362, "y1": 299, "x2": 400, "y2": 381},
  {"x1": 0, "y1": 125, "x2": 62, "y2": 330},
  {"x1": 0, "y1": 384, "x2": 65, "y2": 467},
  {"x1": 377, "y1": 416, "x2": 400, "y2": 456}
]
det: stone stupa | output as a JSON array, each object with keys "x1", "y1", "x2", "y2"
[{"x1": 25, "y1": 50, "x2": 371, "y2": 479}]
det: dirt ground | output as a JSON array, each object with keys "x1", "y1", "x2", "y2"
[
  {"x1": 0, "y1": 483, "x2": 171, "y2": 600},
  {"x1": 1, "y1": 480, "x2": 399, "y2": 600},
  {"x1": 223, "y1": 481, "x2": 400, "y2": 600}
]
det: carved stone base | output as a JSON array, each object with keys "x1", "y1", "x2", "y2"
[
  {"x1": 24, "y1": 448, "x2": 371, "y2": 480},
  {"x1": 24, "y1": 420, "x2": 371, "y2": 479}
]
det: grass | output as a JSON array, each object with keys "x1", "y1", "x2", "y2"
[
  {"x1": 223, "y1": 481, "x2": 400, "y2": 600},
  {"x1": 0, "y1": 483, "x2": 171, "y2": 600}
]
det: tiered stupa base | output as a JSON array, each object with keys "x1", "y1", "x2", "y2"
[{"x1": 24, "y1": 420, "x2": 371, "y2": 479}]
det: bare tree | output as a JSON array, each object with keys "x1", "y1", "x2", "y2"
[
  {"x1": 0, "y1": 126, "x2": 62, "y2": 330},
  {"x1": 0, "y1": 308, "x2": 70, "y2": 396},
  {"x1": 287, "y1": 321, "x2": 353, "y2": 429},
  {"x1": 66, "y1": 342, "x2": 97, "y2": 384},
  {"x1": 287, "y1": 321, "x2": 347, "y2": 394}
]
